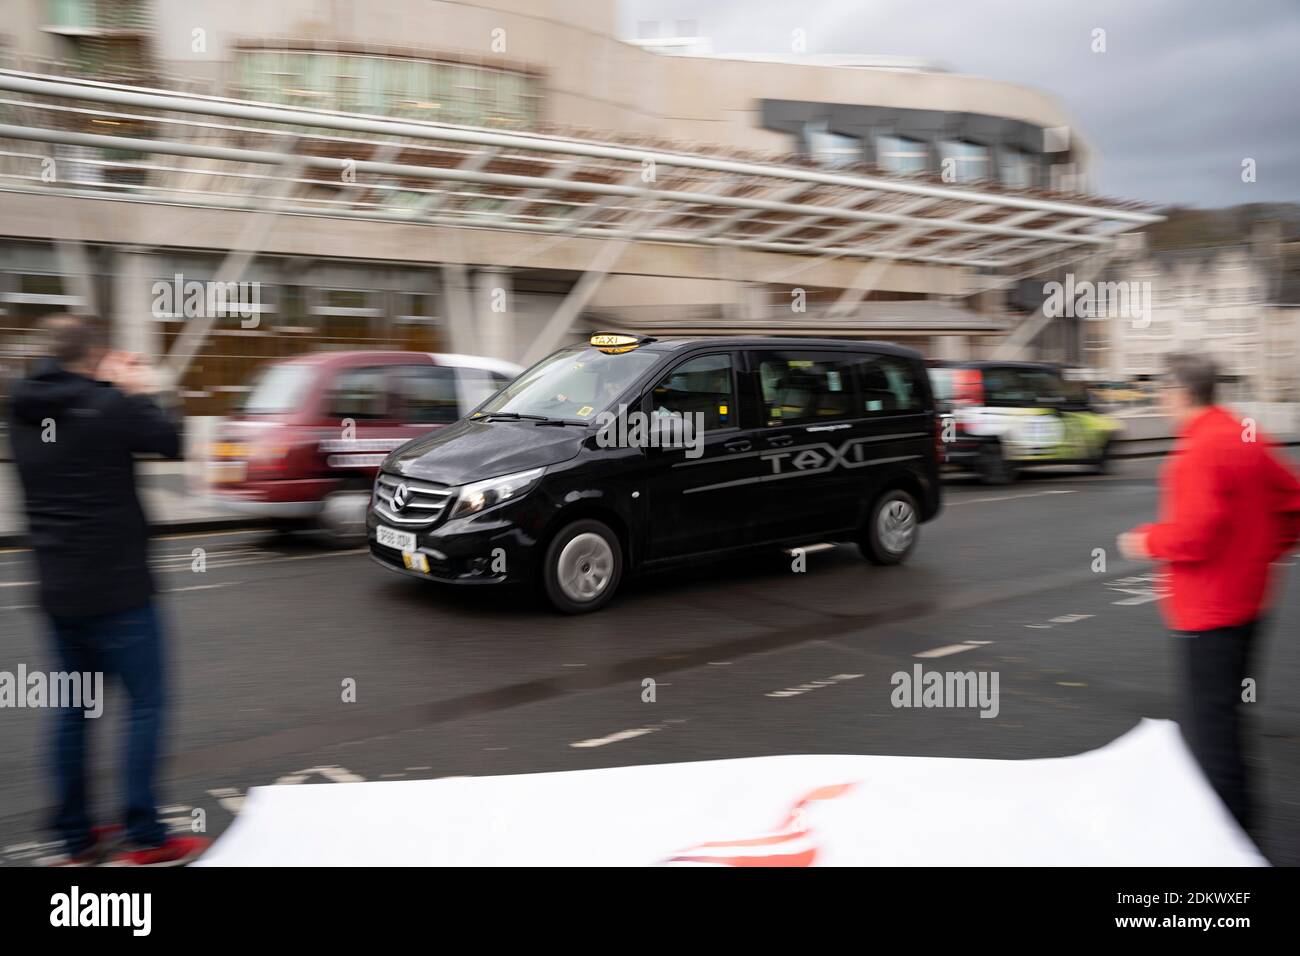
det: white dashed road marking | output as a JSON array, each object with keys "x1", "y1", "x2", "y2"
[
  {"x1": 1027, "y1": 613, "x2": 1095, "y2": 628},
  {"x1": 786, "y1": 543, "x2": 836, "y2": 554},
  {"x1": 955, "y1": 490, "x2": 1077, "y2": 505},
  {"x1": 570, "y1": 726, "x2": 659, "y2": 749},
  {"x1": 208, "y1": 787, "x2": 245, "y2": 814},
  {"x1": 914, "y1": 640, "x2": 993, "y2": 658},
  {"x1": 765, "y1": 672, "x2": 864, "y2": 698},
  {"x1": 274, "y1": 765, "x2": 365, "y2": 786}
]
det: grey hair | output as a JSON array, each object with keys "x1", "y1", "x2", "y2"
[{"x1": 1164, "y1": 352, "x2": 1218, "y2": 406}]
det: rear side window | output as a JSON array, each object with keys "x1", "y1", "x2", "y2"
[
  {"x1": 983, "y1": 367, "x2": 1067, "y2": 406},
  {"x1": 756, "y1": 353, "x2": 854, "y2": 426},
  {"x1": 327, "y1": 367, "x2": 392, "y2": 421},
  {"x1": 648, "y1": 353, "x2": 735, "y2": 430},
  {"x1": 853, "y1": 354, "x2": 924, "y2": 415},
  {"x1": 399, "y1": 365, "x2": 460, "y2": 424}
]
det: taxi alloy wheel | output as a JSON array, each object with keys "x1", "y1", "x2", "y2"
[
  {"x1": 543, "y1": 519, "x2": 623, "y2": 614},
  {"x1": 861, "y1": 488, "x2": 919, "y2": 566}
]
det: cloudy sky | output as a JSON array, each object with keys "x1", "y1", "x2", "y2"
[{"x1": 619, "y1": 0, "x2": 1300, "y2": 208}]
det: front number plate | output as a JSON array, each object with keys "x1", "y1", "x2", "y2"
[
  {"x1": 376, "y1": 525, "x2": 416, "y2": 552},
  {"x1": 210, "y1": 461, "x2": 247, "y2": 484}
]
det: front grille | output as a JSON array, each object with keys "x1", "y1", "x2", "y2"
[{"x1": 373, "y1": 472, "x2": 453, "y2": 527}]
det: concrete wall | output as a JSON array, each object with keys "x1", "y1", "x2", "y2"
[{"x1": 11, "y1": 0, "x2": 1088, "y2": 165}]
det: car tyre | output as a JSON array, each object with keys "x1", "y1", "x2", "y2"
[
  {"x1": 316, "y1": 488, "x2": 371, "y2": 548},
  {"x1": 977, "y1": 440, "x2": 1016, "y2": 485},
  {"x1": 1089, "y1": 438, "x2": 1113, "y2": 475},
  {"x1": 541, "y1": 519, "x2": 623, "y2": 614},
  {"x1": 860, "y1": 488, "x2": 920, "y2": 566}
]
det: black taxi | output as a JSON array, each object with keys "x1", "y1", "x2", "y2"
[{"x1": 368, "y1": 333, "x2": 942, "y2": 613}]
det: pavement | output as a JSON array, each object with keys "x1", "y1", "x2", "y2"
[{"x1": 0, "y1": 457, "x2": 1297, "y2": 866}]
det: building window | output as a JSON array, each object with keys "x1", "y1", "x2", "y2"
[
  {"x1": 1084, "y1": 324, "x2": 1108, "y2": 351},
  {"x1": 0, "y1": 272, "x2": 87, "y2": 410},
  {"x1": 876, "y1": 135, "x2": 928, "y2": 175},
  {"x1": 48, "y1": 0, "x2": 96, "y2": 29},
  {"x1": 999, "y1": 147, "x2": 1037, "y2": 188},
  {"x1": 393, "y1": 292, "x2": 443, "y2": 352},
  {"x1": 310, "y1": 288, "x2": 384, "y2": 344},
  {"x1": 804, "y1": 122, "x2": 860, "y2": 168},
  {"x1": 940, "y1": 141, "x2": 991, "y2": 183},
  {"x1": 233, "y1": 50, "x2": 541, "y2": 129}
]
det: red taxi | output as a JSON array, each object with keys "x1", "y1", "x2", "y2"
[{"x1": 209, "y1": 351, "x2": 521, "y2": 544}]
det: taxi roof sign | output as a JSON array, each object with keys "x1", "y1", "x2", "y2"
[{"x1": 590, "y1": 332, "x2": 649, "y2": 353}]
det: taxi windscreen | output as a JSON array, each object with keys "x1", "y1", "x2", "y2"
[
  {"x1": 241, "y1": 363, "x2": 315, "y2": 415},
  {"x1": 475, "y1": 347, "x2": 663, "y2": 422}
]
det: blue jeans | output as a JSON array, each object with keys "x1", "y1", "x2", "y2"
[{"x1": 48, "y1": 602, "x2": 167, "y2": 854}]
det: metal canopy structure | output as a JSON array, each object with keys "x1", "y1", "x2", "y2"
[{"x1": 0, "y1": 71, "x2": 1161, "y2": 276}]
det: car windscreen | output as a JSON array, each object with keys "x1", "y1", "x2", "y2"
[
  {"x1": 241, "y1": 363, "x2": 315, "y2": 415},
  {"x1": 475, "y1": 347, "x2": 664, "y2": 422}
]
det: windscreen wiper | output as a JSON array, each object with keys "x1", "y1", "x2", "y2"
[
  {"x1": 478, "y1": 412, "x2": 586, "y2": 426},
  {"x1": 532, "y1": 417, "x2": 588, "y2": 427},
  {"x1": 477, "y1": 412, "x2": 548, "y2": 422}
]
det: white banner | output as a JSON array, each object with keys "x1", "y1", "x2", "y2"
[{"x1": 198, "y1": 720, "x2": 1265, "y2": 866}]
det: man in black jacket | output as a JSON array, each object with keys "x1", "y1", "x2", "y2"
[{"x1": 9, "y1": 314, "x2": 208, "y2": 865}]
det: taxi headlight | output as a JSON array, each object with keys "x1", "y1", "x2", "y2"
[{"x1": 449, "y1": 467, "x2": 545, "y2": 520}]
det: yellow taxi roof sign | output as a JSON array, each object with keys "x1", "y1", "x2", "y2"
[{"x1": 590, "y1": 332, "x2": 647, "y2": 353}]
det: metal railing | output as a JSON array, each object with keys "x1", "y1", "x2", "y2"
[{"x1": 0, "y1": 70, "x2": 1161, "y2": 272}]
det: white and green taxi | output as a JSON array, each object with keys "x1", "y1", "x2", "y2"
[{"x1": 928, "y1": 361, "x2": 1121, "y2": 484}]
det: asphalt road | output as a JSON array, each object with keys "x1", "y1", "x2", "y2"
[{"x1": 1, "y1": 457, "x2": 1297, "y2": 865}]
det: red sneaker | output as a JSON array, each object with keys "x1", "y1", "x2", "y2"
[{"x1": 106, "y1": 835, "x2": 211, "y2": 867}]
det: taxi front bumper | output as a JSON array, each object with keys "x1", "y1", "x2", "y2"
[{"x1": 366, "y1": 505, "x2": 539, "y2": 586}]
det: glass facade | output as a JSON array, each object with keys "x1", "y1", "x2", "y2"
[
  {"x1": 999, "y1": 147, "x2": 1038, "y2": 188},
  {"x1": 233, "y1": 50, "x2": 541, "y2": 129},
  {"x1": 876, "y1": 135, "x2": 929, "y2": 175},
  {"x1": 940, "y1": 141, "x2": 991, "y2": 183},
  {"x1": 805, "y1": 122, "x2": 861, "y2": 168},
  {"x1": 165, "y1": 283, "x2": 446, "y2": 415}
]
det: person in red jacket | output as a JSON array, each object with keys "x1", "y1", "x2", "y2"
[{"x1": 1119, "y1": 353, "x2": 1300, "y2": 831}]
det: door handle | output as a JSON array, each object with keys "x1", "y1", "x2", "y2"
[
  {"x1": 723, "y1": 438, "x2": 752, "y2": 452},
  {"x1": 766, "y1": 434, "x2": 794, "y2": 447}
]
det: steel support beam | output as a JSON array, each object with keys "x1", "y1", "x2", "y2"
[
  {"x1": 165, "y1": 156, "x2": 304, "y2": 378},
  {"x1": 519, "y1": 202, "x2": 670, "y2": 366},
  {"x1": 827, "y1": 226, "x2": 928, "y2": 318},
  {"x1": 990, "y1": 247, "x2": 1117, "y2": 359}
]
